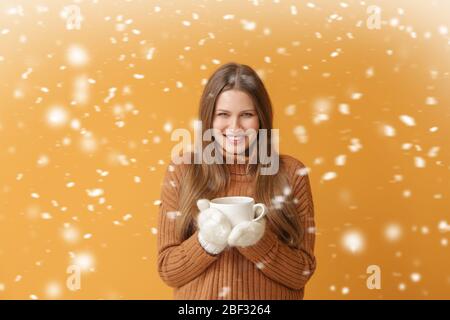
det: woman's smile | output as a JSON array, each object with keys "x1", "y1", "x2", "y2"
[{"x1": 224, "y1": 133, "x2": 246, "y2": 145}]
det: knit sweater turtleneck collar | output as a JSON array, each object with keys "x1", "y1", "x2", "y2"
[{"x1": 227, "y1": 162, "x2": 251, "y2": 176}]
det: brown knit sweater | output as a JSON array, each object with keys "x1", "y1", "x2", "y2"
[{"x1": 157, "y1": 154, "x2": 316, "y2": 299}]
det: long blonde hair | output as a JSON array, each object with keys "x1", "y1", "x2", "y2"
[{"x1": 176, "y1": 62, "x2": 303, "y2": 249}]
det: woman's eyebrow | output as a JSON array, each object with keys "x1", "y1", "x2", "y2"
[{"x1": 216, "y1": 108, "x2": 255, "y2": 112}]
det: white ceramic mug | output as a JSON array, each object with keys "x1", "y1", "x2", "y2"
[{"x1": 209, "y1": 196, "x2": 267, "y2": 227}]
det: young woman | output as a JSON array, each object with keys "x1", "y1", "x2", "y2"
[{"x1": 157, "y1": 62, "x2": 316, "y2": 299}]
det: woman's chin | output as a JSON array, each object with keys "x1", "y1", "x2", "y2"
[
  {"x1": 222, "y1": 146, "x2": 249, "y2": 158},
  {"x1": 226, "y1": 141, "x2": 247, "y2": 150}
]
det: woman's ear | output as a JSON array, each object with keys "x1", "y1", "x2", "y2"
[{"x1": 197, "y1": 199, "x2": 210, "y2": 211}]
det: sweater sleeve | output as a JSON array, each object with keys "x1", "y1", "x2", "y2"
[
  {"x1": 157, "y1": 161, "x2": 220, "y2": 288},
  {"x1": 236, "y1": 160, "x2": 317, "y2": 291}
]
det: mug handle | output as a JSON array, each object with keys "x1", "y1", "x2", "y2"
[{"x1": 252, "y1": 203, "x2": 267, "y2": 222}]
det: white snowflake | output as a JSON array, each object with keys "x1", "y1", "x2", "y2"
[
  {"x1": 67, "y1": 44, "x2": 89, "y2": 66},
  {"x1": 342, "y1": 230, "x2": 365, "y2": 253},
  {"x1": 321, "y1": 171, "x2": 337, "y2": 182},
  {"x1": 240, "y1": 19, "x2": 256, "y2": 31},
  {"x1": 399, "y1": 114, "x2": 416, "y2": 127},
  {"x1": 335, "y1": 154, "x2": 347, "y2": 166}
]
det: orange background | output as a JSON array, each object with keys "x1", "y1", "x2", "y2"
[{"x1": 0, "y1": 0, "x2": 449, "y2": 299}]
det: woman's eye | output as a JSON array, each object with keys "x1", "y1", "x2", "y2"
[
  {"x1": 242, "y1": 113, "x2": 254, "y2": 117},
  {"x1": 217, "y1": 113, "x2": 228, "y2": 117}
]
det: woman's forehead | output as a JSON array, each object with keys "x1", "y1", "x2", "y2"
[{"x1": 216, "y1": 90, "x2": 255, "y2": 110}]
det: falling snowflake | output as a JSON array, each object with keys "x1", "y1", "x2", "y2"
[
  {"x1": 351, "y1": 92, "x2": 363, "y2": 100},
  {"x1": 438, "y1": 220, "x2": 449, "y2": 233},
  {"x1": 46, "y1": 106, "x2": 69, "y2": 127},
  {"x1": 293, "y1": 125, "x2": 308, "y2": 143},
  {"x1": 240, "y1": 19, "x2": 256, "y2": 31},
  {"x1": 271, "y1": 195, "x2": 285, "y2": 209},
  {"x1": 330, "y1": 50, "x2": 340, "y2": 58},
  {"x1": 296, "y1": 167, "x2": 310, "y2": 177},
  {"x1": 365, "y1": 67, "x2": 375, "y2": 78},
  {"x1": 45, "y1": 282, "x2": 62, "y2": 298},
  {"x1": 335, "y1": 154, "x2": 347, "y2": 166},
  {"x1": 71, "y1": 252, "x2": 95, "y2": 272},
  {"x1": 338, "y1": 103, "x2": 350, "y2": 115},
  {"x1": 41, "y1": 212, "x2": 52, "y2": 220},
  {"x1": 342, "y1": 230, "x2": 365, "y2": 253},
  {"x1": 414, "y1": 156, "x2": 426, "y2": 168},
  {"x1": 218, "y1": 286, "x2": 230, "y2": 298},
  {"x1": 438, "y1": 25, "x2": 448, "y2": 35},
  {"x1": 86, "y1": 188, "x2": 104, "y2": 197},
  {"x1": 348, "y1": 138, "x2": 362, "y2": 152},
  {"x1": 166, "y1": 211, "x2": 181, "y2": 220},
  {"x1": 399, "y1": 115, "x2": 416, "y2": 127},
  {"x1": 123, "y1": 213, "x2": 133, "y2": 221},
  {"x1": 385, "y1": 223, "x2": 402, "y2": 242},
  {"x1": 67, "y1": 44, "x2": 89, "y2": 66},
  {"x1": 37, "y1": 155, "x2": 50, "y2": 167},
  {"x1": 427, "y1": 146, "x2": 439, "y2": 158},
  {"x1": 402, "y1": 189, "x2": 412, "y2": 198},
  {"x1": 284, "y1": 104, "x2": 296, "y2": 116},
  {"x1": 66, "y1": 182, "x2": 75, "y2": 188},
  {"x1": 290, "y1": 5, "x2": 298, "y2": 15},
  {"x1": 382, "y1": 124, "x2": 396, "y2": 137},
  {"x1": 321, "y1": 171, "x2": 337, "y2": 182},
  {"x1": 145, "y1": 47, "x2": 155, "y2": 60},
  {"x1": 283, "y1": 186, "x2": 292, "y2": 196},
  {"x1": 425, "y1": 96, "x2": 438, "y2": 105},
  {"x1": 410, "y1": 273, "x2": 421, "y2": 282},
  {"x1": 163, "y1": 122, "x2": 173, "y2": 133}
]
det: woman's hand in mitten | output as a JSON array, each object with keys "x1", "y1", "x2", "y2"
[
  {"x1": 227, "y1": 218, "x2": 266, "y2": 248},
  {"x1": 196, "y1": 199, "x2": 232, "y2": 255}
]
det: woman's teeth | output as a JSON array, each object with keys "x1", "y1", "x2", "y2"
[{"x1": 224, "y1": 135, "x2": 245, "y2": 143}]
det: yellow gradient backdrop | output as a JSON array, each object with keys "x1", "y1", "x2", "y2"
[{"x1": 0, "y1": 0, "x2": 449, "y2": 299}]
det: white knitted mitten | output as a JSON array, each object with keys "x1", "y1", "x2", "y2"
[
  {"x1": 227, "y1": 218, "x2": 266, "y2": 248},
  {"x1": 196, "y1": 199, "x2": 232, "y2": 255}
]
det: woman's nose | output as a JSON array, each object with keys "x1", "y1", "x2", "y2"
[{"x1": 227, "y1": 116, "x2": 242, "y2": 131}]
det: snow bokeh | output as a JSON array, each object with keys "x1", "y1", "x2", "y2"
[{"x1": 0, "y1": 0, "x2": 448, "y2": 300}]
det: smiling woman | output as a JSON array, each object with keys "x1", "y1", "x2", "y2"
[{"x1": 157, "y1": 62, "x2": 316, "y2": 300}]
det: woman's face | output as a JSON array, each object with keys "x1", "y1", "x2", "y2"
[{"x1": 212, "y1": 89, "x2": 260, "y2": 158}]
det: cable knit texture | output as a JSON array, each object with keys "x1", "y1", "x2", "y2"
[{"x1": 157, "y1": 154, "x2": 316, "y2": 299}]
